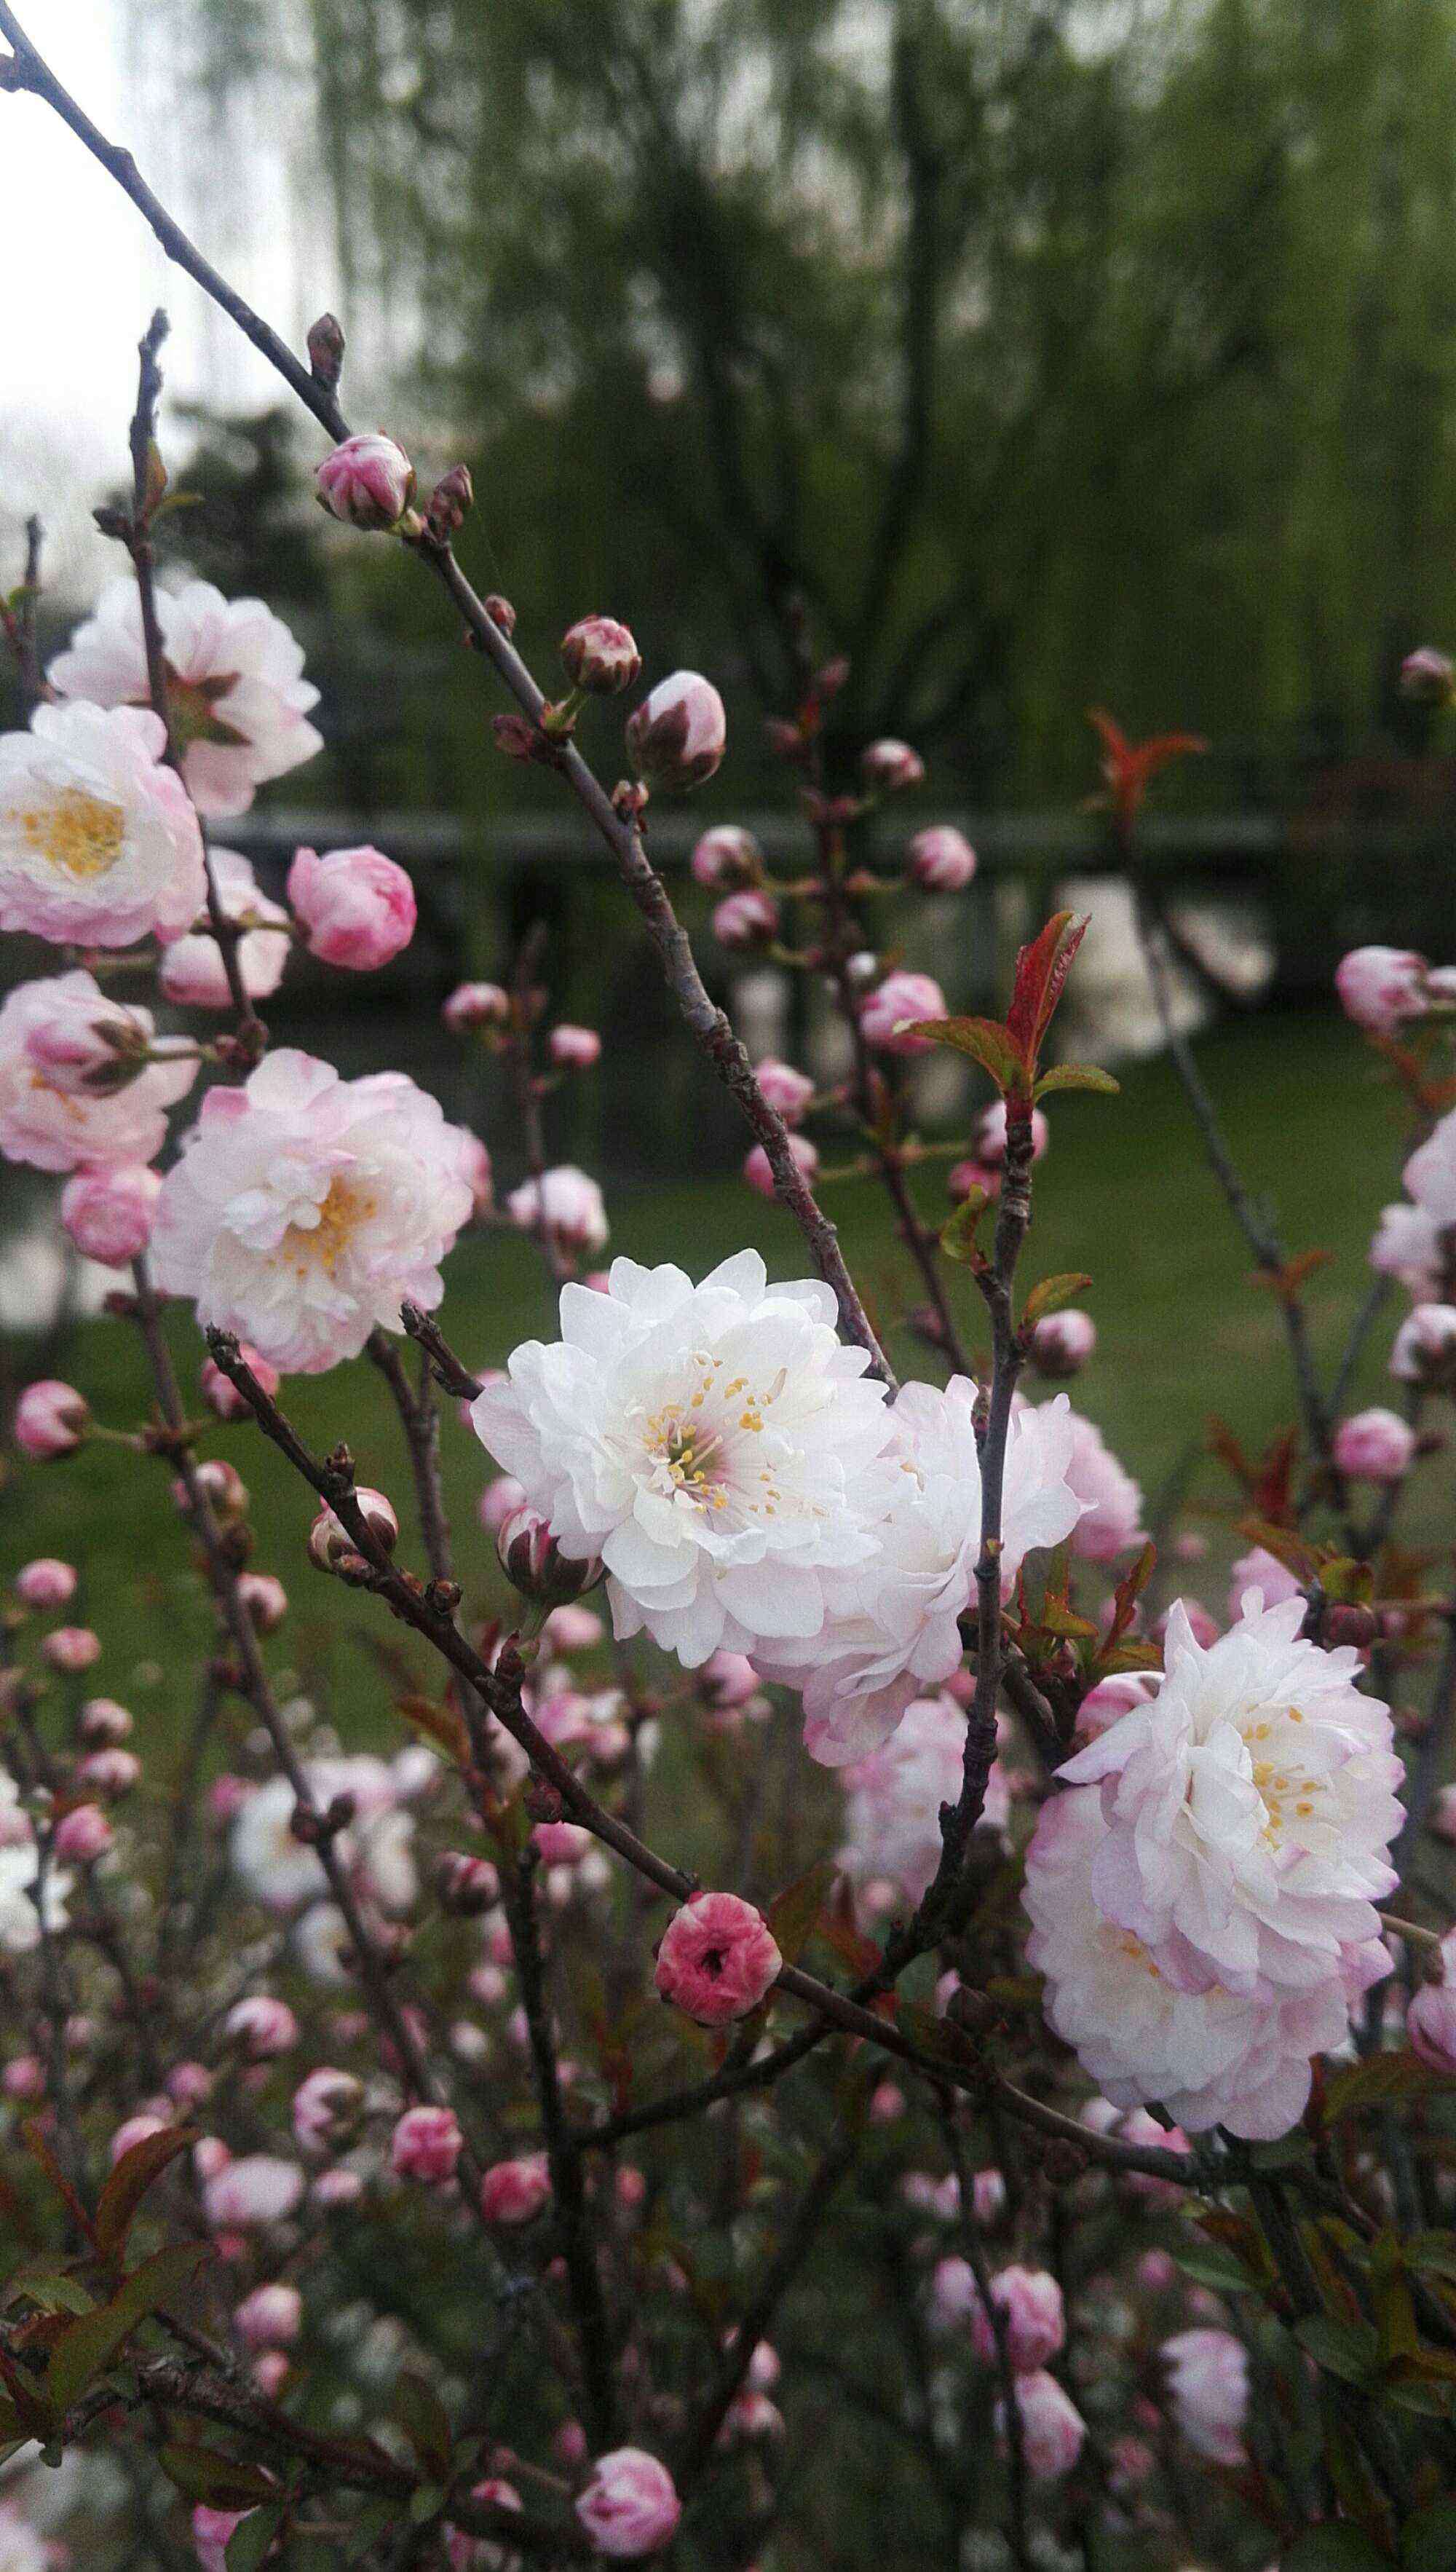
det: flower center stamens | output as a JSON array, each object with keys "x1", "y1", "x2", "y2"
[
  {"x1": 285, "y1": 1176, "x2": 377, "y2": 1277},
  {"x1": 15, "y1": 789, "x2": 126, "y2": 880}
]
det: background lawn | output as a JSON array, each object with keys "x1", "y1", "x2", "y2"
[{"x1": 0, "y1": 1005, "x2": 1420, "y2": 1757}]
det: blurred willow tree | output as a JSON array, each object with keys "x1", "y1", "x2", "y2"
[{"x1": 133, "y1": 0, "x2": 1456, "y2": 804}]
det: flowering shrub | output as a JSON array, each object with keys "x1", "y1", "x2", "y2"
[{"x1": 1, "y1": 17, "x2": 1456, "y2": 2571}]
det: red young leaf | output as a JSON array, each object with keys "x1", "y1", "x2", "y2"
[
  {"x1": 94, "y1": 2125, "x2": 197, "y2": 2262},
  {"x1": 1005, "y1": 912, "x2": 1088, "y2": 1077}
]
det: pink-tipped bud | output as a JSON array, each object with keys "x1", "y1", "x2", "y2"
[
  {"x1": 976, "y1": 1100, "x2": 1050, "y2": 1166},
  {"x1": 479, "y1": 1475, "x2": 527, "y2": 1536},
  {"x1": 743, "y1": 1132, "x2": 819, "y2": 1199},
  {"x1": 496, "y1": 1505, "x2": 604, "y2": 1609},
  {"x1": 224, "y1": 1996, "x2": 299, "y2": 2062},
  {"x1": 692, "y1": 824, "x2": 762, "y2": 891},
  {"x1": 435, "y1": 1851, "x2": 500, "y2": 1915},
  {"x1": 574, "y1": 2449, "x2": 681, "y2": 2558},
  {"x1": 54, "y1": 1803, "x2": 112, "y2": 1864},
  {"x1": 190, "y1": 1457, "x2": 250, "y2": 1522},
  {"x1": 443, "y1": 980, "x2": 512, "y2": 1034},
  {"x1": 1399, "y1": 645, "x2": 1455, "y2": 706},
  {"x1": 1029, "y1": 1309, "x2": 1096, "y2": 1378},
  {"x1": 23, "y1": 1004, "x2": 149, "y2": 1094},
  {"x1": 237, "y1": 1572, "x2": 289, "y2": 1633},
  {"x1": 860, "y1": 738, "x2": 925, "y2": 794},
  {"x1": 1391, "y1": 1303, "x2": 1456, "y2": 1386},
  {"x1": 308, "y1": 1488, "x2": 399, "y2": 1572},
  {"x1": 1334, "y1": 945, "x2": 1429, "y2": 1034},
  {"x1": 908, "y1": 825, "x2": 976, "y2": 891},
  {"x1": 505, "y1": 1164, "x2": 609, "y2": 1256},
  {"x1": 654, "y1": 1890, "x2": 782, "y2": 2027},
  {"x1": 479, "y1": 2153, "x2": 551, "y2": 2225},
  {"x1": 561, "y1": 615, "x2": 642, "y2": 696},
  {"x1": 79, "y1": 1696, "x2": 132, "y2": 1747},
  {"x1": 233, "y1": 2283, "x2": 302, "y2": 2351},
  {"x1": 425, "y1": 463, "x2": 475, "y2": 540},
  {"x1": 76, "y1": 1748, "x2": 141, "y2": 1798},
  {"x1": 713, "y1": 889, "x2": 780, "y2": 952},
  {"x1": 859, "y1": 969, "x2": 946, "y2": 1055},
  {"x1": 753, "y1": 1057, "x2": 815, "y2": 1126},
  {"x1": 1332, "y1": 1406, "x2": 1417, "y2": 1484},
  {"x1": 288, "y1": 843, "x2": 416, "y2": 972},
  {"x1": 14, "y1": 1380, "x2": 90, "y2": 1459},
  {"x1": 200, "y1": 1344, "x2": 280, "y2": 1421},
  {"x1": 42, "y1": 1626, "x2": 102, "y2": 1675},
  {"x1": 15, "y1": 1558, "x2": 77, "y2": 1610},
  {"x1": 391, "y1": 2103, "x2": 464, "y2": 2187},
  {"x1": 291, "y1": 2067, "x2": 365, "y2": 2156},
  {"x1": 60, "y1": 1162, "x2": 162, "y2": 1267},
  {"x1": 549, "y1": 1023, "x2": 602, "y2": 1070},
  {"x1": 1408, "y1": 1963, "x2": 1456, "y2": 2073},
  {"x1": 316, "y1": 431, "x2": 416, "y2": 531},
  {"x1": 626, "y1": 671, "x2": 727, "y2": 792}
]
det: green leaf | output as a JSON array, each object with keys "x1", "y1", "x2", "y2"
[
  {"x1": 2, "y1": 2263, "x2": 95, "y2": 2317},
  {"x1": 939, "y1": 1189, "x2": 989, "y2": 1267},
  {"x1": 1281, "y1": 2531, "x2": 1391, "y2": 2572},
  {"x1": 1023, "y1": 1272, "x2": 1093, "y2": 1328},
  {"x1": 46, "y1": 2241, "x2": 204, "y2": 2415},
  {"x1": 766, "y1": 1860, "x2": 836, "y2": 1971},
  {"x1": 226, "y1": 2504, "x2": 285, "y2": 2571},
  {"x1": 392, "y1": 2371, "x2": 454, "y2": 2480},
  {"x1": 160, "y1": 2447, "x2": 280, "y2": 2510},
  {"x1": 347, "y1": 2501, "x2": 399, "y2": 2562},
  {"x1": 1294, "y1": 2315, "x2": 1380, "y2": 2388},
  {"x1": 94, "y1": 2123, "x2": 196, "y2": 2260},
  {"x1": 1323, "y1": 2051, "x2": 1455, "y2": 2123},
  {"x1": 906, "y1": 1014, "x2": 1022, "y2": 1091},
  {"x1": 1168, "y1": 2245, "x2": 1262, "y2": 2294},
  {"x1": 1033, "y1": 1062, "x2": 1120, "y2": 1099},
  {"x1": 1402, "y1": 2503, "x2": 1456, "y2": 2570}
]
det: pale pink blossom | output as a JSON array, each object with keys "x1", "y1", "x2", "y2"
[
  {"x1": 692, "y1": 824, "x2": 761, "y2": 890},
  {"x1": 50, "y1": 577, "x2": 323, "y2": 819},
  {"x1": 79, "y1": 1697, "x2": 132, "y2": 1745},
  {"x1": 237, "y1": 1572, "x2": 289, "y2": 1633},
  {"x1": 654, "y1": 1890, "x2": 782, "y2": 2025},
  {"x1": 743, "y1": 1132, "x2": 819, "y2": 1197},
  {"x1": 316, "y1": 431, "x2": 416, "y2": 529},
  {"x1": 291, "y1": 2067, "x2": 363, "y2": 2156},
  {"x1": 859, "y1": 969, "x2": 946, "y2": 1054},
  {"x1": 970, "y1": 2267, "x2": 1066, "y2": 2374},
  {"x1": 391, "y1": 2104, "x2": 464, "y2": 2186},
  {"x1": 52, "y1": 1803, "x2": 110, "y2": 1863},
  {"x1": 233, "y1": 2282, "x2": 302, "y2": 2349},
  {"x1": 157, "y1": 847, "x2": 290, "y2": 1009},
  {"x1": 550, "y1": 1023, "x2": 602, "y2": 1069},
  {"x1": 43, "y1": 1630, "x2": 102, "y2": 1677},
  {"x1": 203, "y1": 2153, "x2": 305, "y2": 2228},
  {"x1": 860, "y1": 738, "x2": 925, "y2": 793},
  {"x1": 1333, "y1": 1407, "x2": 1416, "y2": 1483},
  {"x1": 713, "y1": 888, "x2": 779, "y2": 951},
  {"x1": 1227, "y1": 1544, "x2": 1302, "y2": 1622},
  {"x1": 14, "y1": 1378, "x2": 90, "y2": 1459},
  {"x1": 753, "y1": 1058, "x2": 815, "y2": 1124},
  {"x1": 1063, "y1": 1408, "x2": 1145, "y2": 1561},
  {"x1": 506, "y1": 1164, "x2": 609, "y2": 1258},
  {"x1": 473, "y1": 1253, "x2": 894, "y2": 1670},
  {"x1": 626, "y1": 672, "x2": 726, "y2": 792},
  {"x1": 192, "y1": 2504, "x2": 254, "y2": 2572},
  {"x1": 839, "y1": 1695, "x2": 1010, "y2": 1906},
  {"x1": 0, "y1": 698, "x2": 205, "y2": 944},
  {"x1": 1334, "y1": 945, "x2": 1428, "y2": 1033},
  {"x1": 288, "y1": 843, "x2": 416, "y2": 971},
  {"x1": 153, "y1": 1049, "x2": 477, "y2": 1372},
  {"x1": 77, "y1": 1748, "x2": 141, "y2": 1796},
  {"x1": 562, "y1": 615, "x2": 641, "y2": 694},
  {"x1": 0, "y1": 971, "x2": 196, "y2": 1172},
  {"x1": 1163, "y1": 2328, "x2": 1249, "y2": 2465},
  {"x1": 1408, "y1": 1968, "x2": 1456, "y2": 2072},
  {"x1": 15, "y1": 1558, "x2": 76, "y2": 1609},
  {"x1": 1000, "y1": 2370, "x2": 1085, "y2": 2480},
  {"x1": 478, "y1": 1475, "x2": 528, "y2": 1537},
  {"x1": 908, "y1": 824, "x2": 976, "y2": 890},
  {"x1": 479, "y1": 2153, "x2": 550, "y2": 2225},
  {"x1": 1391, "y1": 1302, "x2": 1456, "y2": 1382},
  {"x1": 224, "y1": 1996, "x2": 299, "y2": 2061},
  {"x1": 446, "y1": 2477, "x2": 523, "y2": 2571},
  {"x1": 60, "y1": 1162, "x2": 162, "y2": 1266},
  {"x1": 1370, "y1": 1199, "x2": 1444, "y2": 1298},
  {"x1": 575, "y1": 2448, "x2": 682, "y2": 2557}
]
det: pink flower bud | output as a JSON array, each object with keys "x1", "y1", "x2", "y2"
[
  {"x1": 309, "y1": 1488, "x2": 399, "y2": 1571},
  {"x1": 2, "y1": 2056, "x2": 44, "y2": 2101},
  {"x1": 549, "y1": 1023, "x2": 602, "y2": 1070},
  {"x1": 506, "y1": 1164, "x2": 609, "y2": 1255},
  {"x1": 192, "y1": 2505, "x2": 256, "y2": 2572},
  {"x1": 60, "y1": 1161, "x2": 162, "y2": 1266},
  {"x1": 976, "y1": 1100, "x2": 1050, "y2": 1165},
  {"x1": 654, "y1": 1890, "x2": 782, "y2": 2027},
  {"x1": 224, "y1": 1996, "x2": 300, "y2": 2061},
  {"x1": 1029, "y1": 1309, "x2": 1096, "y2": 1378},
  {"x1": 479, "y1": 2153, "x2": 551, "y2": 2225},
  {"x1": 1000, "y1": 2369, "x2": 1085, "y2": 2480},
  {"x1": 692, "y1": 824, "x2": 761, "y2": 890},
  {"x1": 543, "y1": 1603, "x2": 604, "y2": 1653},
  {"x1": 443, "y1": 980, "x2": 512, "y2": 1033},
  {"x1": 43, "y1": 1626, "x2": 102, "y2": 1675},
  {"x1": 555, "y1": 2420, "x2": 590, "y2": 2469},
  {"x1": 1333, "y1": 1405, "x2": 1416, "y2": 1483},
  {"x1": 251, "y1": 2351, "x2": 290, "y2": 2399},
  {"x1": 1408, "y1": 1973, "x2": 1456, "y2": 2072},
  {"x1": 626, "y1": 672, "x2": 727, "y2": 792},
  {"x1": 859, "y1": 969, "x2": 947, "y2": 1055},
  {"x1": 948, "y1": 1156, "x2": 998, "y2": 1204},
  {"x1": 202, "y1": 2154, "x2": 305, "y2": 2228},
  {"x1": 1399, "y1": 646, "x2": 1455, "y2": 704},
  {"x1": 316, "y1": 431, "x2": 416, "y2": 529},
  {"x1": 860, "y1": 738, "x2": 925, "y2": 794},
  {"x1": 533, "y1": 1819, "x2": 590, "y2": 1866},
  {"x1": 973, "y1": 2168, "x2": 1008, "y2": 2223},
  {"x1": 1335, "y1": 944, "x2": 1429, "y2": 1033},
  {"x1": 79, "y1": 1696, "x2": 132, "y2": 1746},
  {"x1": 752, "y1": 1058, "x2": 814, "y2": 1125},
  {"x1": 424, "y1": 462, "x2": 475, "y2": 540},
  {"x1": 76, "y1": 1748, "x2": 141, "y2": 1797},
  {"x1": 189, "y1": 1458, "x2": 250, "y2": 1521},
  {"x1": 436, "y1": 1851, "x2": 499, "y2": 1915},
  {"x1": 561, "y1": 615, "x2": 642, "y2": 695},
  {"x1": 713, "y1": 889, "x2": 780, "y2": 952},
  {"x1": 23, "y1": 1003, "x2": 148, "y2": 1093},
  {"x1": 168, "y1": 2062, "x2": 213, "y2": 2107},
  {"x1": 313, "y1": 2166, "x2": 364, "y2": 2209},
  {"x1": 237, "y1": 1571, "x2": 289, "y2": 1633},
  {"x1": 970, "y1": 2265, "x2": 1065, "y2": 2374},
  {"x1": 54, "y1": 1802, "x2": 111, "y2": 1863},
  {"x1": 391, "y1": 2102, "x2": 464, "y2": 2186},
  {"x1": 14, "y1": 1380, "x2": 90, "y2": 1459},
  {"x1": 292, "y1": 2067, "x2": 364, "y2": 2155},
  {"x1": 288, "y1": 843, "x2": 416, "y2": 971},
  {"x1": 15, "y1": 1558, "x2": 77, "y2": 1609},
  {"x1": 1391, "y1": 1303, "x2": 1456, "y2": 1385},
  {"x1": 575, "y1": 2448, "x2": 681, "y2": 2558},
  {"x1": 908, "y1": 825, "x2": 976, "y2": 891},
  {"x1": 743, "y1": 1132, "x2": 819, "y2": 1199},
  {"x1": 233, "y1": 2282, "x2": 303, "y2": 2350},
  {"x1": 1162, "y1": 2327, "x2": 1249, "y2": 2463},
  {"x1": 200, "y1": 1344, "x2": 280, "y2": 1421}
]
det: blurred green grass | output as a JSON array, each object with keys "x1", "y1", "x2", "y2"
[{"x1": 1, "y1": 1007, "x2": 1415, "y2": 1746}]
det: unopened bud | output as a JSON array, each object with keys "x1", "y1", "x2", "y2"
[
  {"x1": 484, "y1": 594, "x2": 517, "y2": 639},
  {"x1": 561, "y1": 615, "x2": 642, "y2": 696},
  {"x1": 1399, "y1": 645, "x2": 1455, "y2": 706},
  {"x1": 307, "y1": 312, "x2": 347, "y2": 392},
  {"x1": 626, "y1": 671, "x2": 727, "y2": 793},
  {"x1": 435, "y1": 1851, "x2": 500, "y2": 1915},
  {"x1": 309, "y1": 1488, "x2": 399, "y2": 1572},
  {"x1": 316, "y1": 433, "x2": 415, "y2": 531},
  {"x1": 426, "y1": 463, "x2": 475, "y2": 540},
  {"x1": 692, "y1": 825, "x2": 762, "y2": 891},
  {"x1": 713, "y1": 889, "x2": 780, "y2": 952},
  {"x1": 496, "y1": 1506, "x2": 603, "y2": 1609},
  {"x1": 1321, "y1": 1601, "x2": 1378, "y2": 1651},
  {"x1": 860, "y1": 738, "x2": 925, "y2": 794}
]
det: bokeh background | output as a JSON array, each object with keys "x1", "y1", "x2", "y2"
[{"x1": 1, "y1": 0, "x2": 1450, "y2": 1678}]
